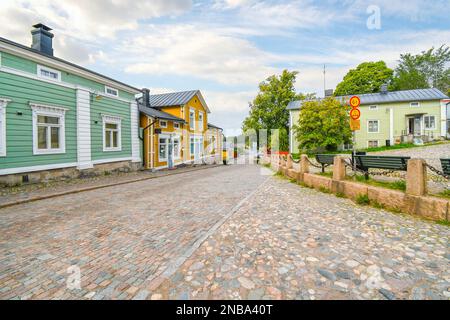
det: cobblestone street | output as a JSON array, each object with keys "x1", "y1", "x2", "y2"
[{"x1": 0, "y1": 164, "x2": 449, "y2": 300}]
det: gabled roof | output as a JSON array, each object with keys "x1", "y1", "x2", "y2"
[
  {"x1": 287, "y1": 88, "x2": 449, "y2": 110},
  {"x1": 149, "y1": 90, "x2": 211, "y2": 113},
  {"x1": 138, "y1": 105, "x2": 186, "y2": 123},
  {"x1": 0, "y1": 37, "x2": 140, "y2": 93}
]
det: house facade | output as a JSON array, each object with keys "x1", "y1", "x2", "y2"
[
  {"x1": 288, "y1": 88, "x2": 449, "y2": 152},
  {"x1": 0, "y1": 24, "x2": 141, "y2": 185},
  {"x1": 139, "y1": 90, "x2": 223, "y2": 170}
]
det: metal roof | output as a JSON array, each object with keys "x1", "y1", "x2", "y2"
[
  {"x1": 138, "y1": 105, "x2": 186, "y2": 123},
  {"x1": 287, "y1": 88, "x2": 449, "y2": 110},
  {"x1": 0, "y1": 37, "x2": 141, "y2": 93},
  {"x1": 207, "y1": 123, "x2": 223, "y2": 131},
  {"x1": 149, "y1": 90, "x2": 211, "y2": 113}
]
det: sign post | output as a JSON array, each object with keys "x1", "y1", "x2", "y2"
[{"x1": 349, "y1": 96, "x2": 361, "y2": 173}]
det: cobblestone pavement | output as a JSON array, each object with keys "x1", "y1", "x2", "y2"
[
  {"x1": 0, "y1": 165, "x2": 267, "y2": 300},
  {"x1": 0, "y1": 164, "x2": 219, "y2": 206},
  {"x1": 1, "y1": 164, "x2": 449, "y2": 300},
  {"x1": 151, "y1": 174, "x2": 450, "y2": 300}
]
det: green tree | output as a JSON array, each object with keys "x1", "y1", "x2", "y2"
[
  {"x1": 293, "y1": 97, "x2": 352, "y2": 152},
  {"x1": 334, "y1": 61, "x2": 394, "y2": 96},
  {"x1": 242, "y1": 70, "x2": 306, "y2": 150},
  {"x1": 392, "y1": 46, "x2": 450, "y2": 94}
]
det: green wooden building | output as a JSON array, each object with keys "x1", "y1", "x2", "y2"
[
  {"x1": 0, "y1": 24, "x2": 141, "y2": 185},
  {"x1": 288, "y1": 87, "x2": 449, "y2": 153}
]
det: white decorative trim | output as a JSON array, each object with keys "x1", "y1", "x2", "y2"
[
  {"x1": 130, "y1": 101, "x2": 141, "y2": 163},
  {"x1": 30, "y1": 103, "x2": 67, "y2": 155},
  {"x1": 0, "y1": 98, "x2": 10, "y2": 157},
  {"x1": 369, "y1": 105, "x2": 378, "y2": 111},
  {"x1": 105, "y1": 86, "x2": 119, "y2": 97},
  {"x1": 0, "y1": 66, "x2": 134, "y2": 104},
  {"x1": 0, "y1": 41, "x2": 140, "y2": 94},
  {"x1": 159, "y1": 120, "x2": 168, "y2": 128},
  {"x1": 37, "y1": 64, "x2": 61, "y2": 82},
  {"x1": 410, "y1": 102, "x2": 420, "y2": 108},
  {"x1": 423, "y1": 115, "x2": 436, "y2": 130},
  {"x1": 189, "y1": 108, "x2": 195, "y2": 131},
  {"x1": 102, "y1": 114, "x2": 122, "y2": 152},
  {"x1": 76, "y1": 89, "x2": 93, "y2": 170},
  {"x1": 0, "y1": 162, "x2": 78, "y2": 176},
  {"x1": 198, "y1": 111, "x2": 204, "y2": 132},
  {"x1": 367, "y1": 119, "x2": 380, "y2": 133}
]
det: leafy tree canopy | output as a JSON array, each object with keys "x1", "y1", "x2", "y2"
[
  {"x1": 334, "y1": 61, "x2": 394, "y2": 96},
  {"x1": 242, "y1": 70, "x2": 312, "y2": 150},
  {"x1": 391, "y1": 45, "x2": 450, "y2": 94},
  {"x1": 293, "y1": 97, "x2": 352, "y2": 152}
]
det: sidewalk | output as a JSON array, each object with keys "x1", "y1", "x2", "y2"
[{"x1": 0, "y1": 164, "x2": 221, "y2": 209}]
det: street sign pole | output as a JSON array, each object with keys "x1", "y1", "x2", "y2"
[{"x1": 348, "y1": 96, "x2": 361, "y2": 174}]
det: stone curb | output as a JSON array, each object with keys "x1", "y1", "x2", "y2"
[{"x1": 0, "y1": 165, "x2": 222, "y2": 210}]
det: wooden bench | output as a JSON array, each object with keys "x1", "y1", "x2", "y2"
[
  {"x1": 441, "y1": 158, "x2": 450, "y2": 176},
  {"x1": 315, "y1": 154, "x2": 335, "y2": 173},
  {"x1": 354, "y1": 155, "x2": 410, "y2": 179}
]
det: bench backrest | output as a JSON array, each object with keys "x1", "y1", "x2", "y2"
[
  {"x1": 441, "y1": 158, "x2": 450, "y2": 175},
  {"x1": 355, "y1": 155, "x2": 410, "y2": 171},
  {"x1": 315, "y1": 154, "x2": 335, "y2": 165}
]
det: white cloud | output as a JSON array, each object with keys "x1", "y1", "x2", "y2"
[{"x1": 123, "y1": 24, "x2": 278, "y2": 85}]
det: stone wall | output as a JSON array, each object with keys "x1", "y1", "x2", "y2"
[
  {"x1": 270, "y1": 154, "x2": 449, "y2": 222},
  {"x1": 0, "y1": 161, "x2": 141, "y2": 187}
]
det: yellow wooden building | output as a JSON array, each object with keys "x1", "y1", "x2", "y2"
[{"x1": 138, "y1": 90, "x2": 223, "y2": 170}]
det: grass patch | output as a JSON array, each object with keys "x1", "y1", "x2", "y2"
[
  {"x1": 318, "y1": 172, "x2": 333, "y2": 178},
  {"x1": 436, "y1": 220, "x2": 450, "y2": 227},
  {"x1": 319, "y1": 186, "x2": 331, "y2": 194},
  {"x1": 263, "y1": 163, "x2": 271, "y2": 168},
  {"x1": 438, "y1": 189, "x2": 450, "y2": 199},
  {"x1": 289, "y1": 178, "x2": 298, "y2": 184},
  {"x1": 356, "y1": 194, "x2": 370, "y2": 205},
  {"x1": 336, "y1": 192, "x2": 346, "y2": 198},
  {"x1": 352, "y1": 175, "x2": 406, "y2": 191}
]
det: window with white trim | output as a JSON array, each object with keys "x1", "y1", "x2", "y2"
[
  {"x1": 173, "y1": 137, "x2": 180, "y2": 159},
  {"x1": 0, "y1": 99, "x2": 9, "y2": 157},
  {"x1": 102, "y1": 115, "x2": 122, "y2": 152},
  {"x1": 159, "y1": 137, "x2": 168, "y2": 161},
  {"x1": 31, "y1": 103, "x2": 67, "y2": 155},
  {"x1": 105, "y1": 86, "x2": 119, "y2": 97},
  {"x1": 37, "y1": 65, "x2": 61, "y2": 82},
  {"x1": 198, "y1": 112, "x2": 204, "y2": 131},
  {"x1": 159, "y1": 120, "x2": 168, "y2": 128},
  {"x1": 410, "y1": 102, "x2": 420, "y2": 108},
  {"x1": 424, "y1": 115, "x2": 436, "y2": 130},
  {"x1": 174, "y1": 122, "x2": 180, "y2": 129},
  {"x1": 190, "y1": 137, "x2": 195, "y2": 155},
  {"x1": 368, "y1": 140, "x2": 379, "y2": 148},
  {"x1": 367, "y1": 120, "x2": 379, "y2": 133},
  {"x1": 189, "y1": 109, "x2": 195, "y2": 130},
  {"x1": 369, "y1": 105, "x2": 378, "y2": 110}
]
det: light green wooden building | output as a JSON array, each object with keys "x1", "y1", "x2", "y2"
[
  {"x1": 0, "y1": 24, "x2": 141, "y2": 185},
  {"x1": 288, "y1": 88, "x2": 449, "y2": 153}
]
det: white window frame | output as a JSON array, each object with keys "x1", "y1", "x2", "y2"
[
  {"x1": 424, "y1": 115, "x2": 436, "y2": 130},
  {"x1": 369, "y1": 105, "x2": 378, "y2": 110},
  {"x1": 173, "y1": 136, "x2": 181, "y2": 160},
  {"x1": 410, "y1": 102, "x2": 420, "y2": 108},
  {"x1": 173, "y1": 122, "x2": 180, "y2": 129},
  {"x1": 105, "y1": 86, "x2": 119, "y2": 97},
  {"x1": 190, "y1": 136, "x2": 195, "y2": 155},
  {"x1": 189, "y1": 109, "x2": 195, "y2": 131},
  {"x1": 0, "y1": 98, "x2": 10, "y2": 157},
  {"x1": 368, "y1": 140, "x2": 379, "y2": 148},
  {"x1": 102, "y1": 115, "x2": 122, "y2": 152},
  {"x1": 198, "y1": 112, "x2": 204, "y2": 131},
  {"x1": 37, "y1": 65, "x2": 61, "y2": 82},
  {"x1": 159, "y1": 120, "x2": 168, "y2": 128},
  {"x1": 367, "y1": 120, "x2": 380, "y2": 133},
  {"x1": 158, "y1": 135, "x2": 169, "y2": 162},
  {"x1": 31, "y1": 103, "x2": 67, "y2": 155}
]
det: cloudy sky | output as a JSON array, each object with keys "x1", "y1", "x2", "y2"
[{"x1": 1, "y1": 0, "x2": 449, "y2": 135}]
